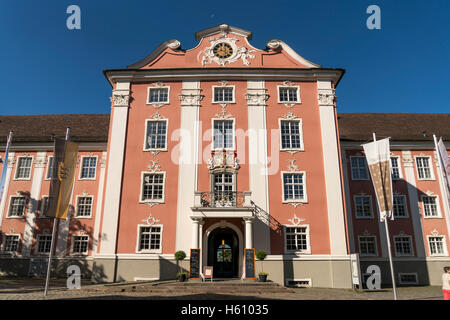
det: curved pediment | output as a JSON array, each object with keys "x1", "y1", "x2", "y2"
[{"x1": 127, "y1": 24, "x2": 320, "y2": 70}]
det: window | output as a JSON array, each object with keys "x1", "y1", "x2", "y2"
[
  {"x1": 76, "y1": 196, "x2": 93, "y2": 217},
  {"x1": 46, "y1": 156, "x2": 54, "y2": 179},
  {"x1": 359, "y1": 236, "x2": 377, "y2": 256},
  {"x1": 428, "y1": 236, "x2": 446, "y2": 255},
  {"x1": 40, "y1": 196, "x2": 49, "y2": 217},
  {"x1": 147, "y1": 87, "x2": 169, "y2": 104},
  {"x1": 354, "y1": 196, "x2": 373, "y2": 218},
  {"x1": 285, "y1": 226, "x2": 309, "y2": 253},
  {"x1": 422, "y1": 196, "x2": 440, "y2": 218},
  {"x1": 282, "y1": 173, "x2": 306, "y2": 202},
  {"x1": 394, "y1": 236, "x2": 413, "y2": 256},
  {"x1": 350, "y1": 157, "x2": 368, "y2": 180},
  {"x1": 80, "y1": 157, "x2": 97, "y2": 179},
  {"x1": 138, "y1": 226, "x2": 162, "y2": 252},
  {"x1": 72, "y1": 235, "x2": 89, "y2": 254},
  {"x1": 213, "y1": 172, "x2": 235, "y2": 206},
  {"x1": 36, "y1": 235, "x2": 52, "y2": 254},
  {"x1": 8, "y1": 196, "x2": 26, "y2": 217},
  {"x1": 399, "y1": 273, "x2": 418, "y2": 285},
  {"x1": 145, "y1": 120, "x2": 167, "y2": 150},
  {"x1": 15, "y1": 157, "x2": 32, "y2": 179},
  {"x1": 280, "y1": 120, "x2": 303, "y2": 150},
  {"x1": 213, "y1": 120, "x2": 234, "y2": 149},
  {"x1": 278, "y1": 87, "x2": 299, "y2": 103},
  {"x1": 141, "y1": 173, "x2": 165, "y2": 202},
  {"x1": 391, "y1": 157, "x2": 401, "y2": 180},
  {"x1": 3, "y1": 235, "x2": 20, "y2": 252},
  {"x1": 393, "y1": 195, "x2": 407, "y2": 218},
  {"x1": 416, "y1": 157, "x2": 432, "y2": 179},
  {"x1": 213, "y1": 87, "x2": 234, "y2": 103}
]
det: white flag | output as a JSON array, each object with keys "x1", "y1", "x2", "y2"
[
  {"x1": 437, "y1": 138, "x2": 450, "y2": 202},
  {"x1": 362, "y1": 138, "x2": 394, "y2": 221}
]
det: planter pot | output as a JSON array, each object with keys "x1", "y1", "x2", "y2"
[
  {"x1": 259, "y1": 274, "x2": 267, "y2": 282},
  {"x1": 178, "y1": 274, "x2": 187, "y2": 282}
]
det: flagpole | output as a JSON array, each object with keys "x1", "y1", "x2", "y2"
[
  {"x1": 373, "y1": 133, "x2": 398, "y2": 300},
  {"x1": 44, "y1": 127, "x2": 70, "y2": 297}
]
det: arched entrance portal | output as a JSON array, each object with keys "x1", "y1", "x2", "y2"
[{"x1": 207, "y1": 227, "x2": 239, "y2": 278}]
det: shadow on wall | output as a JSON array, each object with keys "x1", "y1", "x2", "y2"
[
  {"x1": 0, "y1": 195, "x2": 109, "y2": 284},
  {"x1": 160, "y1": 255, "x2": 189, "y2": 281}
]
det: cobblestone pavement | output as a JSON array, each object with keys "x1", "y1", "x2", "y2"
[{"x1": 0, "y1": 278, "x2": 444, "y2": 300}]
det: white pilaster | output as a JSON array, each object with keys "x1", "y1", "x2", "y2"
[
  {"x1": 175, "y1": 80, "x2": 202, "y2": 253},
  {"x1": 22, "y1": 152, "x2": 46, "y2": 256},
  {"x1": 246, "y1": 80, "x2": 270, "y2": 253},
  {"x1": 402, "y1": 150, "x2": 426, "y2": 257},
  {"x1": 0, "y1": 152, "x2": 15, "y2": 228},
  {"x1": 99, "y1": 81, "x2": 130, "y2": 255},
  {"x1": 191, "y1": 217, "x2": 202, "y2": 248},
  {"x1": 92, "y1": 151, "x2": 107, "y2": 255},
  {"x1": 243, "y1": 217, "x2": 254, "y2": 248},
  {"x1": 317, "y1": 81, "x2": 348, "y2": 255}
]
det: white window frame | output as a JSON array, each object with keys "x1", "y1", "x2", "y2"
[
  {"x1": 281, "y1": 171, "x2": 308, "y2": 204},
  {"x1": 427, "y1": 235, "x2": 448, "y2": 256},
  {"x1": 78, "y1": 155, "x2": 98, "y2": 180},
  {"x1": 358, "y1": 235, "x2": 378, "y2": 257},
  {"x1": 277, "y1": 85, "x2": 301, "y2": 104},
  {"x1": 2, "y1": 233, "x2": 21, "y2": 253},
  {"x1": 414, "y1": 156, "x2": 435, "y2": 180},
  {"x1": 278, "y1": 118, "x2": 304, "y2": 152},
  {"x1": 212, "y1": 85, "x2": 235, "y2": 104},
  {"x1": 70, "y1": 234, "x2": 90, "y2": 256},
  {"x1": 421, "y1": 195, "x2": 442, "y2": 219},
  {"x1": 139, "y1": 171, "x2": 166, "y2": 204},
  {"x1": 390, "y1": 156, "x2": 402, "y2": 180},
  {"x1": 211, "y1": 118, "x2": 236, "y2": 151},
  {"x1": 147, "y1": 86, "x2": 170, "y2": 106},
  {"x1": 136, "y1": 224, "x2": 163, "y2": 254},
  {"x1": 7, "y1": 195, "x2": 27, "y2": 218},
  {"x1": 353, "y1": 195, "x2": 374, "y2": 219},
  {"x1": 45, "y1": 156, "x2": 54, "y2": 180},
  {"x1": 143, "y1": 118, "x2": 169, "y2": 152},
  {"x1": 393, "y1": 235, "x2": 414, "y2": 257},
  {"x1": 393, "y1": 195, "x2": 409, "y2": 218},
  {"x1": 398, "y1": 273, "x2": 418, "y2": 285},
  {"x1": 14, "y1": 155, "x2": 33, "y2": 180},
  {"x1": 284, "y1": 225, "x2": 311, "y2": 254},
  {"x1": 35, "y1": 234, "x2": 53, "y2": 255},
  {"x1": 350, "y1": 156, "x2": 369, "y2": 180},
  {"x1": 75, "y1": 195, "x2": 94, "y2": 218}
]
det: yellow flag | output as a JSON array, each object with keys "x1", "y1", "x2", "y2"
[{"x1": 55, "y1": 141, "x2": 78, "y2": 219}]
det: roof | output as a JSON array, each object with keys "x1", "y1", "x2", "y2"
[
  {"x1": 338, "y1": 113, "x2": 450, "y2": 142},
  {"x1": 0, "y1": 113, "x2": 448, "y2": 144},
  {"x1": 0, "y1": 114, "x2": 110, "y2": 143}
]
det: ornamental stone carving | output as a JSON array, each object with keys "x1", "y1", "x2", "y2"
[
  {"x1": 266, "y1": 39, "x2": 282, "y2": 50},
  {"x1": 318, "y1": 89, "x2": 335, "y2": 106},
  {"x1": 245, "y1": 88, "x2": 269, "y2": 106},
  {"x1": 198, "y1": 33, "x2": 256, "y2": 67},
  {"x1": 142, "y1": 213, "x2": 160, "y2": 226},
  {"x1": 207, "y1": 150, "x2": 239, "y2": 170},
  {"x1": 288, "y1": 213, "x2": 305, "y2": 226},
  {"x1": 167, "y1": 40, "x2": 181, "y2": 50},
  {"x1": 179, "y1": 88, "x2": 204, "y2": 107},
  {"x1": 147, "y1": 160, "x2": 161, "y2": 173},
  {"x1": 111, "y1": 93, "x2": 130, "y2": 106}
]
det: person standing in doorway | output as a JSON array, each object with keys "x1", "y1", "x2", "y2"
[{"x1": 443, "y1": 266, "x2": 450, "y2": 300}]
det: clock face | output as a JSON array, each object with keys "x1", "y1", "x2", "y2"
[{"x1": 213, "y1": 42, "x2": 233, "y2": 59}]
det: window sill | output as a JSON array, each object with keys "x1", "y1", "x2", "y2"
[
  {"x1": 6, "y1": 216, "x2": 25, "y2": 219},
  {"x1": 136, "y1": 250, "x2": 162, "y2": 254},
  {"x1": 282, "y1": 200, "x2": 308, "y2": 205},
  {"x1": 280, "y1": 148, "x2": 304, "y2": 153},
  {"x1": 78, "y1": 178, "x2": 96, "y2": 181},
  {"x1": 143, "y1": 148, "x2": 168, "y2": 153},
  {"x1": 73, "y1": 216, "x2": 92, "y2": 219},
  {"x1": 423, "y1": 216, "x2": 443, "y2": 219},
  {"x1": 13, "y1": 178, "x2": 31, "y2": 181}
]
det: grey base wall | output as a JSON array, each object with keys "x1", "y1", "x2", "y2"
[
  {"x1": 360, "y1": 259, "x2": 450, "y2": 287},
  {"x1": 1, "y1": 256, "x2": 449, "y2": 289}
]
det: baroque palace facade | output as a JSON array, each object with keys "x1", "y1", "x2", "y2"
[{"x1": 0, "y1": 25, "x2": 449, "y2": 288}]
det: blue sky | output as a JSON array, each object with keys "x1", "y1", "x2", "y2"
[{"x1": 0, "y1": 0, "x2": 448, "y2": 115}]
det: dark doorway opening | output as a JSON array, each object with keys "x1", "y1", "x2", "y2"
[{"x1": 207, "y1": 227, "x2": 239, "y2": 278}]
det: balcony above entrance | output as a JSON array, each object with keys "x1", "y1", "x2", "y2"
[{"x1": 192, "y1": 191, "x2": 254, "y2": 218}]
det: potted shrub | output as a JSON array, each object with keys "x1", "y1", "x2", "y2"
[
  {"x1": 176, "y1": 272, "x2": 188, "y2": 282},
  {"x1": 175, "y1": 250, "x2": 187, "y2": 281},
  {"x1": 256, "y1": 251, "x2": 268, "y2": 282}
]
